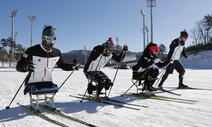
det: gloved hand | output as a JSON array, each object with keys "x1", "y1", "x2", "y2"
[
  {"x1": 122, "y1": 45, "x2": 128, "y2": 51},
  {"x1": 73, "y1": 59, "x2": 77, "y2": 64},
  {"x1": 25, "y1": 61, "x2": 34, "y2": 72},
  {"x1": 72, "y1": 59, "x2": 79, "y2": 70},
  {"x1": 73, "y1": 65, "x2": 79, "y2": 70},
  {"x1": 184, "y1": 55, "x2": 188, "y2": 58},
  {"x1": 149, "y1": 64, "x2": 158, "y2": 69},
  {"x1": 179, "y1": 40, "x2": 185, "y2": 45},
  {"x1": 163, "y1": 59, "x2": 172, "y2": 66},
  {"x1": 167, "y1": 59, "x2": 174, "y2": 64},
  {"x1": 154, "y1": 58, "x2": 161, "y2": 63}
]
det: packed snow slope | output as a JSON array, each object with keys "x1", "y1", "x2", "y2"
[
  {"x1": 0, "y1": 67, "x2": 212, "y2": 127},
  {"x1": 0, "y1": 50, "x2": 212, "y2": 127},
  {"x1": 181, "y1": 50, "x2": 212, "y2": 69}
]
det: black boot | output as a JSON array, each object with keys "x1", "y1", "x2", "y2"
[
  {"x1": 158, "y1": 73, "x2": 169, "y2": 89},
  {"x1": 142, "y1": 84, "x2": 148, "y2": 91},
  {"x1": 105, "y1": 79, "x2": 113, "y2": 90},
  {"x1": 178, "y1": 73, "x2": 188, "y2": 88},
  {"x1": 96, "y1": 86, "x2": 103, "y2": 97},
  {"x1": 143, "y1": 79, "x2": 157, "y2": 91},
  {"x1": 147, "y1": 85, "x2": 157, "y2": 91},
  {"x1": 87, "y1": 83, "x2": 96, "y2": 94}
]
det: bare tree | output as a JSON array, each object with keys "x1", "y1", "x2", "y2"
[
  {"x1": 203, "y1": 14, "x2": 212, "y2": 43},
  {"x1": 195, "y1": 14, "x2": 212, "y2": 45},
  {"x1": 190, "y1": 27, "x2": 201, "y2": 46},
  {"x1": 15, "y1": 44, "x2": 25, "y2": 60},
  {"x1": 0, "y1": 38, "x2": 9, "y2": 67},
  {"x1": 196, "y1": 21, "x2": 207, "y2": 45}
]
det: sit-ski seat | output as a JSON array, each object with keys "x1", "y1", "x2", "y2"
[
  {"x1": 131, "y1": 78, "x2": 145, "y2": 93},
  {"x1": 121, "y1": 76, "x2": 146, "y2": 96},
  {"x1": 30, "y1": 84, "x2": 59, "y2": 110},
  {"x1": 123, "y1": 76, "x2": 158, "y2": 96}
]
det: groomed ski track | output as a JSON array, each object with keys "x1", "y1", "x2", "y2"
[{"x1": 1, "y1": 68, "x2": 212, "y2": 127}]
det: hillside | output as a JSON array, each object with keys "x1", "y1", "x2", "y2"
[
  {"x1": 181, "y1": 50, "x2": 212, "y2": 69},
  {"x1": 61, "y1": 50, "x2": 142, "y2": 65},
  {"x1": 62, "y1": 49, "x2": 212, "y2": 69}
]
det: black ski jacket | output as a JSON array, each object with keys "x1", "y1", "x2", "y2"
[
  {"x1": 133, "y1": 43, "x2": 169, "y2": 72},
  {"x1": 167, "y1": 38, "x2": 187, "y2": 60},
  {"x1": 16, "y1": 44, "x2": 75, "y2": 83},
  {"x1": 84, "y1": 45, "x2": 125, "y2": 73}
]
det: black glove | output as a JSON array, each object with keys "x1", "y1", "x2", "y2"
[
  {"x1": 179, "y1": 40, "x2": 185, "y2": 45},
  {"x1": 163, "y1": 59, "x2": 171, "y2": 65},
  {"x1": 25, "y1": 61, "x2": 34, "y2": 72},
  {"x1": 123, "y1": 45, "x2": 128, "y2": 51},
  {"x1": 73, "y1": 65, "x2": 79, "y2": 70},
  {"x1": 73, "y1": 59, "x2": 77, "y2": 64},
  {"x1": 72, "y1": 59, "x2": 79, "y2": 70},
  {"x1": 185, "y1": 55, "x2": 188, "y2": 58}
]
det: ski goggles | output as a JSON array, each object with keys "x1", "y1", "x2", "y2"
[
  {"x1": 107, "y1": 47, "x2": 115, "y2": 52},
  {"x1": 44, "y1": 35, "x2": 57, "y2": 41}
]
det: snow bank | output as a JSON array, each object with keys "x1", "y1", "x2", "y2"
[{"x1": 181, "y1": 50, "x2": 212, "y2": 69}]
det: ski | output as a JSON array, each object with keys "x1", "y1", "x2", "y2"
[
  {"x1": 69, "y1": 94, "x2": 140, "y2": 110},
  {"x1": 156, "y1": 88, "x2": 181, "y2": 96},
  {"x1": 125, "y1": 93, "x2": 197, "y2": 104},
  {"x1": 40, "y1": 105, "x2": 97, "y2": 127},
  {"x1": 78, "y1": 94, "x2": 148, "y2": 108},
  {"x1": 164, "y1": 86, "x2": 212, "y2": 91},
  {"x1": 17, "y1": 103, "x2": 69, "y2": 127}
]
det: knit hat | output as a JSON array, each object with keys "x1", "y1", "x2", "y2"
[
  {"x1": 180, "y1": 30, "x2": 188, "y2": 37},
  {"x1": 103, "y1": 37, "x2": 115, "y2": 50}
]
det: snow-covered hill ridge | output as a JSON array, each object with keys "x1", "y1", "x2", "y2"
[{"x1": 181, "y1": 50, "x2": 212, "y2": 69}]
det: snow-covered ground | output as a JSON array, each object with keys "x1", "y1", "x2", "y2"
[
  {"x1": 1, "y1": 50, "x2": 212, "y2": 127},
  {"x1": 0, "y1": 67, "x2": 212, "y2": 127}
]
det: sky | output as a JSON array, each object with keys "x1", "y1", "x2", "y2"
[{"x1": 0, "y1": 0, "x2": 212, "y2": 53}]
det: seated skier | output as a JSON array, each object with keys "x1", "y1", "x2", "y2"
[
  {"x1": 132, "y1": 42, "x2": 170, "y2": 91},
  {"x1": 16, "y1": 25, "x2": 78, "y2": 95},
  {"x1": 83, "y1": 37, "x2": 128, "y2": 96}
]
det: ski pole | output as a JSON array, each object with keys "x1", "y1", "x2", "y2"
[
  {"x1": 154, "y1": 68, "x2": 166, "y2": 87},
  {"x1": 121, "y1": 67, "x2": 152, "y2": 96},
  {"x1": 58, "y1": 71, "x2": 74, "y2": 90},
  {"x1": 6, "y1": 72, "x2": 31, "y2": 109},
  {"x1": 46, "y1": 70, "x2": 75, "y2": 103},
  {"x1": 57, "y1": 59, "x2": 78, "y2": 92},
  {"x1": 50, "y1": 70, "x2": 74, "y2": 98},
  {"x1": 108, "y1": 50, "x2": 126, "y2": 97},
  {"x1": 107, "y1": 65, "x2": 119, "y2": 97}
]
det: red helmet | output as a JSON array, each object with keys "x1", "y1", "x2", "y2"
[{"x1": 149, "y1": 44, "x2": 160, "y2": 54}]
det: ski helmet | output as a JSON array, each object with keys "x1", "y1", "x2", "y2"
[{"x1": 149, "y1": 44, "x2": 160, "y2": 54}]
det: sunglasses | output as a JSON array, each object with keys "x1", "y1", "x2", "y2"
[{"x1": 44, "y1": 35, "x2": 57, "y2": 41}]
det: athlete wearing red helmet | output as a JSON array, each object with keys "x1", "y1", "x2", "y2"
[{"x1": 132, "y1": 42, "x2": 170, "y2": 91}]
